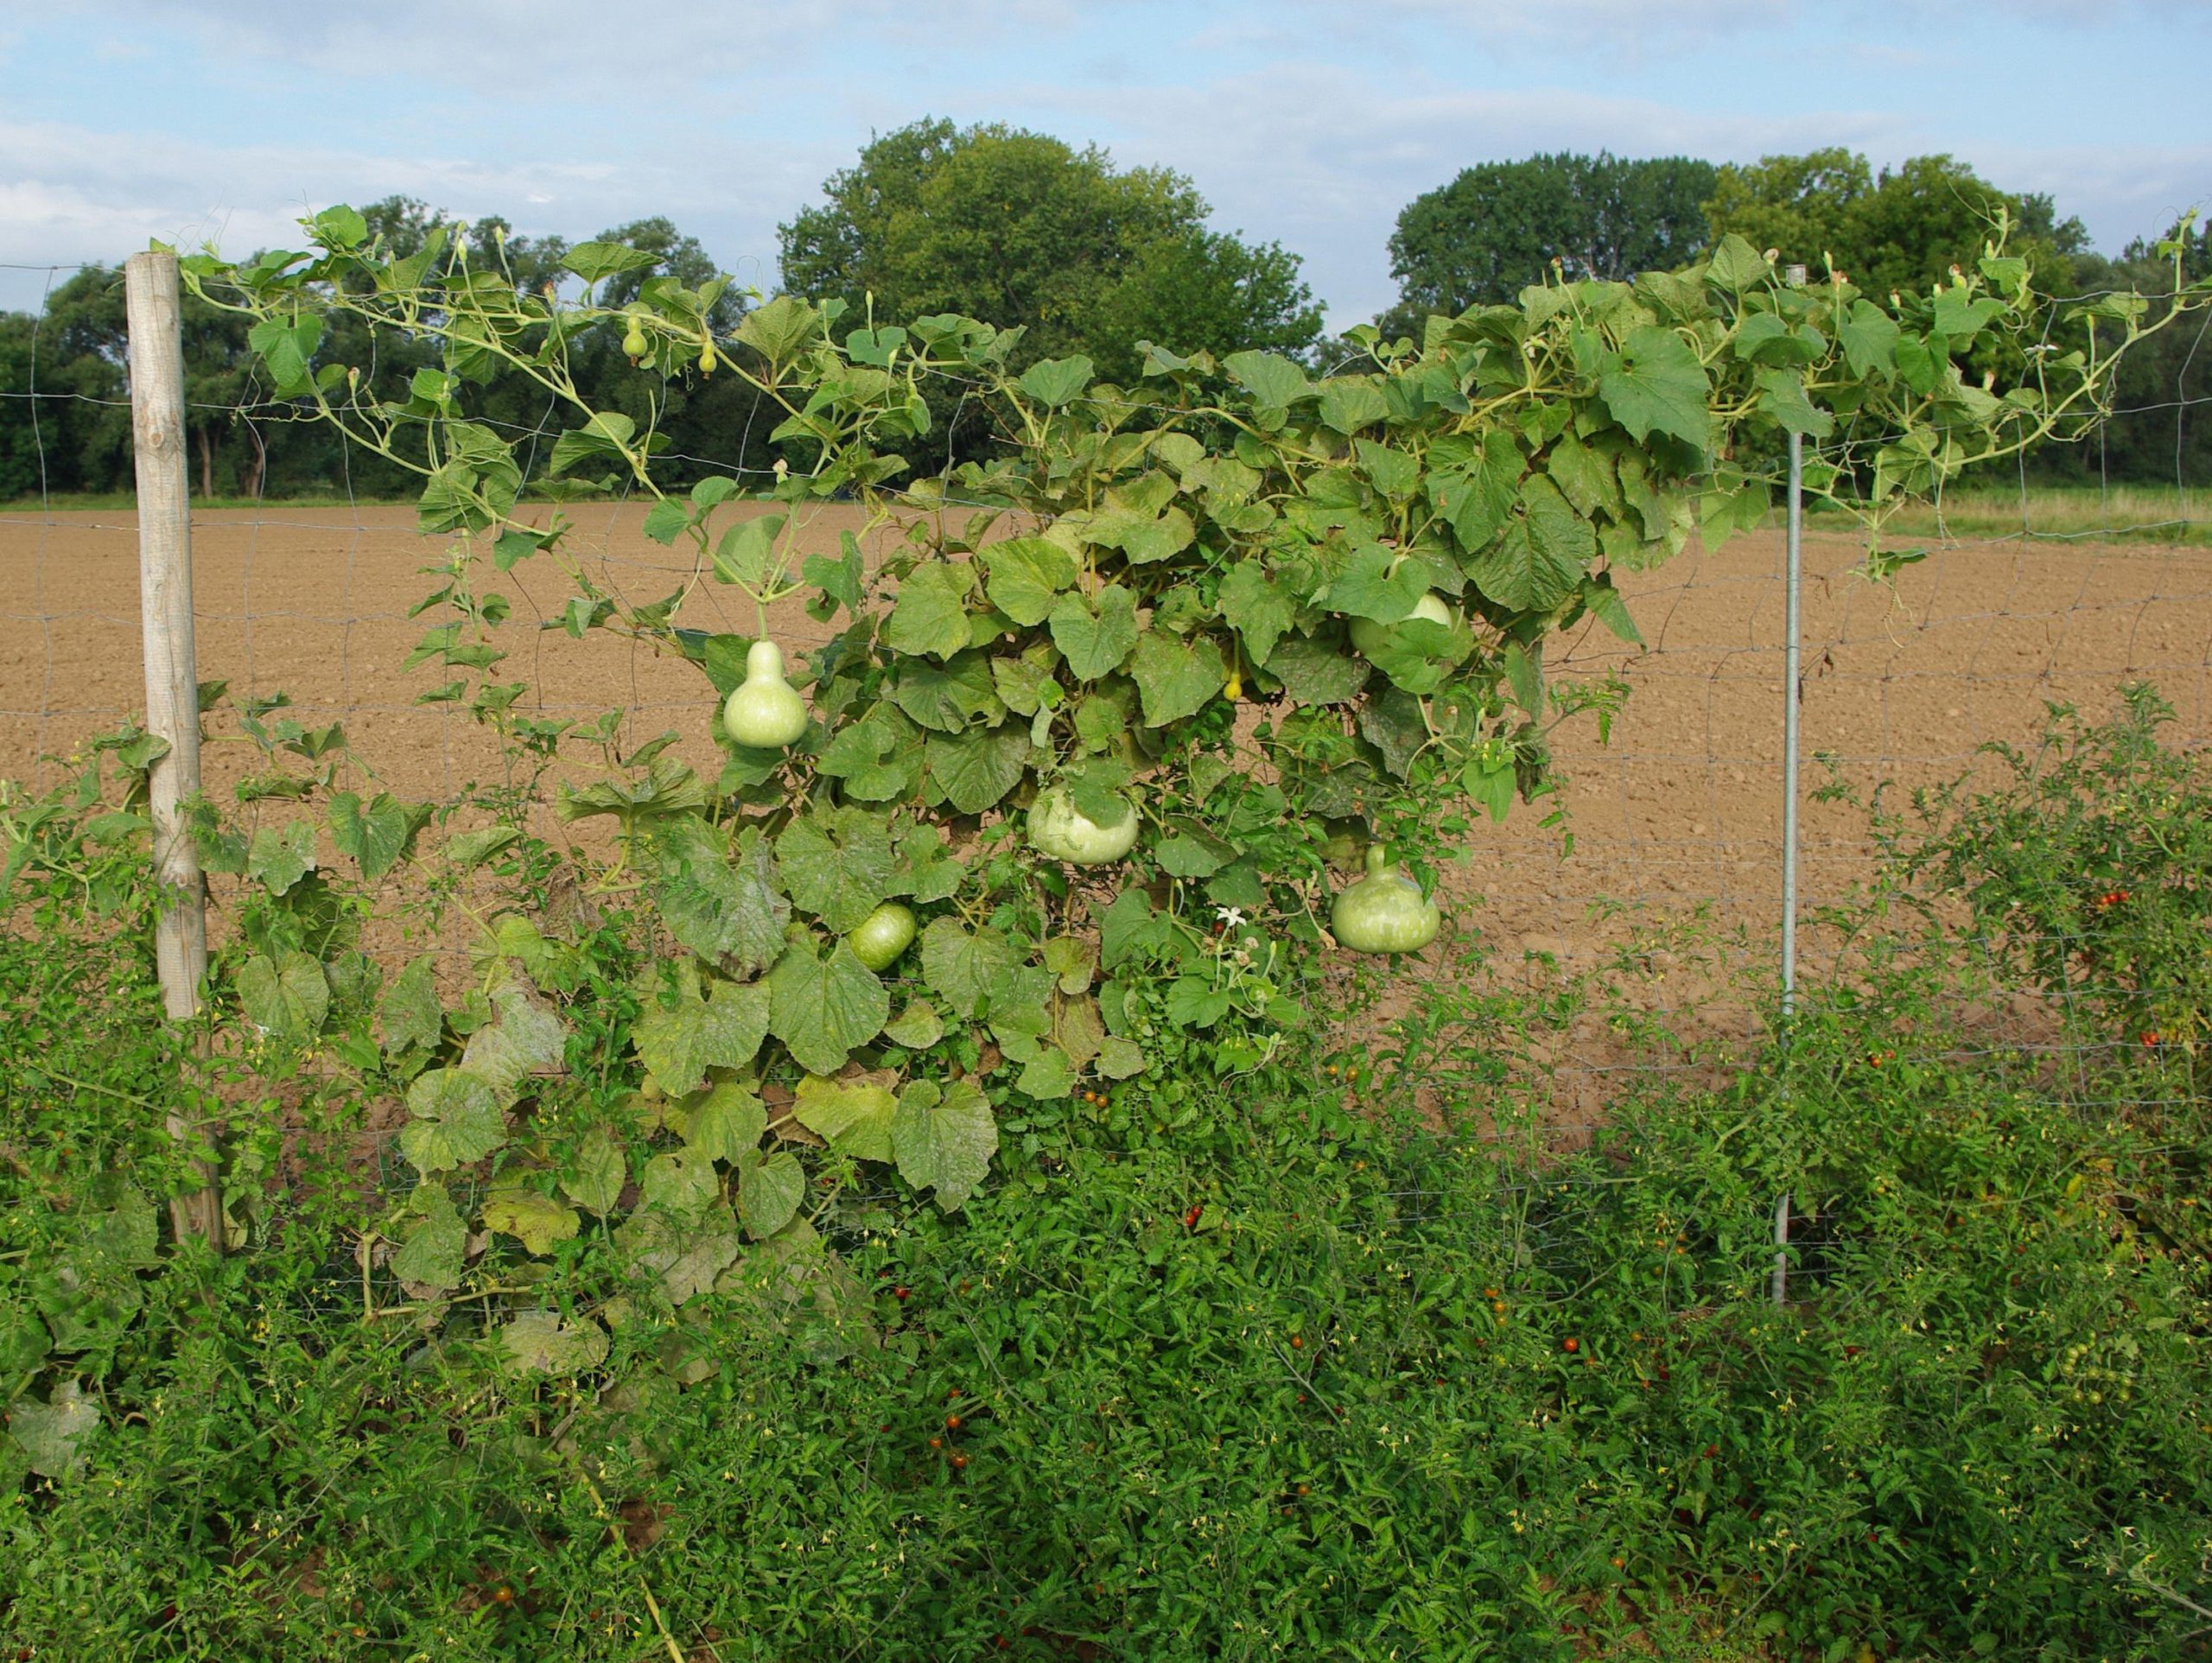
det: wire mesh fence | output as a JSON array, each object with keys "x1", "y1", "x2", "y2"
[{"x1": 3, "y1": 252, "x2": 2208, "y2": 1152}]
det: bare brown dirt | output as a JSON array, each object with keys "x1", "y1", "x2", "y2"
[{"x1": 6, "y1": 503, "x2": 2209, "y2": 1114}]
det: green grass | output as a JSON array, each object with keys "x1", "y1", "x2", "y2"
[
  {"x1": 1815, "y1": 483, "x2": 2211, "y2": 548},
  {"x1": 3, "y1": 701, "x2": 2210, "y2": 1660}
]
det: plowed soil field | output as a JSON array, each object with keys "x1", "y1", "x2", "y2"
[{"x1": 7, "y1": 503, "x2": 2209, "y2": 1111}]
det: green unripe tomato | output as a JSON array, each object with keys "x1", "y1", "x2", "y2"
[
  {"x1": 721, "y1": 639, "x2": 809, "y2": 749},
  {"x1": 1349, "y1": 591, "x2": 1453, "y2": 657},
  {"x1": 1027, "y1": 784, "x2": 1139, "y2": 865},
  {"x1": 847, "y1": 902, "x2": 917, "y2": 972},
  {"x1": 1331, "y1": 845, "x2": 1440, "y2": 955}
]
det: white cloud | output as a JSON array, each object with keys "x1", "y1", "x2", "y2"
[
  {"x1": 54, "y1": 0, "x2": 1093, "y2": 90},
  {"x1": 0, "y1": 114, "x2": 835, "y2": 312}
]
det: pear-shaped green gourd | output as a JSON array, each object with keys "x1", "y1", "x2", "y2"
[
  {"x1": 1027, "y1": 785, "x2": 1139, "y2": 865},
  {"x1": 1331, "y1": 845, "x2": 1440, "y2": 955},
  {"x1": 847, "y1": 902, "x2": 917, "y2": 972},
  {"x1": 1349, "y1": 591, "x2": 1453, "y2": 657},
  {"x1": 721, "y1": 639, "x2": 809, "y2": 749}
]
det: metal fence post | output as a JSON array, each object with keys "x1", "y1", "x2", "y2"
[
  {"x1": 1772, "y1": 262, "x2": 1809, "y2": 1305},
  {"x1": 125, "y1": 248, "x2": 221, "y2": 1249}
]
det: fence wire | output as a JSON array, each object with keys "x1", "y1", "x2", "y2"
[{"x1": 1, "y1": 265, "x2": 2207, "y2": 1158}]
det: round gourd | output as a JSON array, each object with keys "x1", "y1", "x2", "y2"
[
  {"x1": 1027, "y1": 785, "x2": 1139, "y2": 865},
  {"x1": 1349, "y1": 590, "x2": 1453, "y2": 657},
  {"x1": 721, "y1": 639, "x2": 809, "y2": 749},
  {"x1": 847, "y1": 902, "x2": 917, "y2": 972},
  {"x1": 1331, "y1": 845, "x2": 1440, "y2": 955}
]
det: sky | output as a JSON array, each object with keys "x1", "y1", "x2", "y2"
[{"x1": 4, "y1": 0, "x2": 2209, "y2": 328}]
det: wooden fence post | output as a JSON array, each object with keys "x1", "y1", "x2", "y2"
[{"x1": 124, "y1": 248, "x2": 222, "y2": 1249}]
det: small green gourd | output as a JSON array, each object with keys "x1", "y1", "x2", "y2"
[
  {"x1": 847, "y1": 902, "x2": 918, "y2": 972},
  {"x1": 721, "y1": 639, "x2": 809, "y2": 749},
  {"x1": 1027, "y1": 785, "x2": 1139, "y2": 865},
  {"x1": 1331, "y1": 845, "x2": 1440, "y2": 955}
]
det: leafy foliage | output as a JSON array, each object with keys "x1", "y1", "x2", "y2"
[
  {"x1": 1385, "y1": 150, "x2": 1719, "y2": 324},
  {"x1": 1702, "y1": 149, "x2": 2091, "y2": 301},
  {"x1": 778, "y1": 117, "x2": 1322, "y2": 388}
]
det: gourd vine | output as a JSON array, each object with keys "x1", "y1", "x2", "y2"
[{"x1": 166, "y1": 207, "x2": 2205, "y2": 1310}]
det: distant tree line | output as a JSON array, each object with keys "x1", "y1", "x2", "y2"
[{"x1": 1, "y1": 125, "x2": 2202, "y2": 499}]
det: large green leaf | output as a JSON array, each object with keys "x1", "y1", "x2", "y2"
[
  {"x1": 1111, "y1": 506, "x2": 1196, "y2": 566},
  {"x1": 1216, "y1": 560, "x2": 1294, "y2": 666},
  {"x1": 766, "y1": 940, "x2": 890, "y2": 1076},
  {"x1": 883, "y1": 1000, "x2": 945, "y2": 1050},
  {"x1": 713, "y1": 514, "x2": 784, "y2": 588},
  {"x1": 817, "y1": 702, "x2": 925, "y2": 801},
  {"x1": 919, "y1": 917, "x2": 1018, "y2": 1019},
  {"x1": 737, "y1": 295, "x2": 821, "y2": 365},
  {"x1": 1597, "y1": 327, "x2": 1710, "y2": 451},
  {"x1": 1016, "y1": 1046, "x2": 1075, "y2": 1100},
  {"x1": 1756, "y1": 367, "x2": 1836, "y2": 438},
  {"x1": 1017, "y1": 355, "x2": 1094, "y2": 407},
  {"x1": 1466, "y1": 474, "x2": 1592, "y2": 613},
  {"x1": 632, "y1": 974, "x2": 771, "y2": 1096},
  {"x1": 1543, "y1": 434, "x2": 1621, "y2": 520},
  {"x1": 391, "y1": 1183, "x2": 465, "y2": 1292},
  {"x1": 1839, "y1": 299, "x2": 1901, "y2": 381},
  {"x1": 738, "y1": 1152, "x2": 806, "y2": 1240},
  {"x1": 652, "y1": 819, "x2": 790, "y2": 974},
  {"x1": 776, "y1": 806, "x2": 899, "y2": 933},
  {"x1": 1047, "y1": 585, "x2": 1141, "y2": 681},
  {"x1": 562, "y1": 240, "x2": 658, "y2": 285},
  {"x1": 885, "y1": 562, "x2": 975, "y2": 660},
  {"x1": 980, "y1": 537, "x2": 1078, "y2": 625},
  {"x1": 1319, "y1": 376, "x2": 1390, "y2": 433},
  {"x1": 1328, "y1": 544, "x2": 1429, "y2": 622},
  {"x1": 555, "y1": 755, "x2": 709, "y2": 825},
  {"x1": 245, "y1": 822, "x2": 315, "y2": 896},
  {"x1": 399, "y1": 1068, "x2": 506, "y2": 1173},
  {"x1": 925, "y1": 725, "x2": 1030, "y2": 815},
  {"x1": 1224, "y1": 350, "x2": 1315, "y2": 409},
  {"x1": 378, "y1": 955, "x2": 442, "y2": 1054},
  {"x1": 891, "y1": 652, "x2": 1003, "y2": 733},
  {"x1": 1266, "y1": 635, "x2": 1367, "y2": 705},
  {"x1": 676, "y1": 1077, "x2": 767, "y2": 1165},
  {"x1": 327, "y1": 790, "x2": 429, "y2": 881},
  {"x1": 8, "y1": 1382, "x2": 99, "y2": 1477},
  {"x1": 1437, "y1": 429, "x2": 1523, "y2": 553},
  {"x1": 238, "y1": 950, "x2": 329, "y2": 1042},
  {"x1": 1703, "y1": 233, "x2": 1771, "y2": 293},
  {"x1": 897, "y1": 820, "x2": 967, "y2": 904},
  {"x1": 1128, "y1": 630, "x2": 1224, "y2": 726},
  {"x1": 564, "y1": 1128, "x2": 626, "y2": 1215},
  {"x1": 642, "y1": 1146, "x2": 721, "y2": 1216},
  {"x1": 892, "y1": 1079, "x2": 998, "y2": 1212}
]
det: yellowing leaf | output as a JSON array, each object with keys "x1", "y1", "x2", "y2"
[
  {"x1": 792, "y1": 1075, "x2": 899, "y2": 1162},
  {"x1": 481, "y1": 1185, "x2": 582, "y2": 1255},
  {"x1": 499, "y1": 1310, "x2": 608, "y2": 1375}
]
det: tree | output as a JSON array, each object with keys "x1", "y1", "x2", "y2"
[
  {"x1": 1382, "y1": 152, "x2": 1719, "y2": 329},
  {"x1": 1702, "y1": 150, "x2": 2090, "y2": 297},
  {"x1": 778, "y1": 117, "x2": 1319, "y2": 382},
  {"x1": 0, "y1": 270, "x2": 132, "y2": 498},
  {"x1": 2031, "y1": 216, "x2": 2211, "y2": 486}
]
